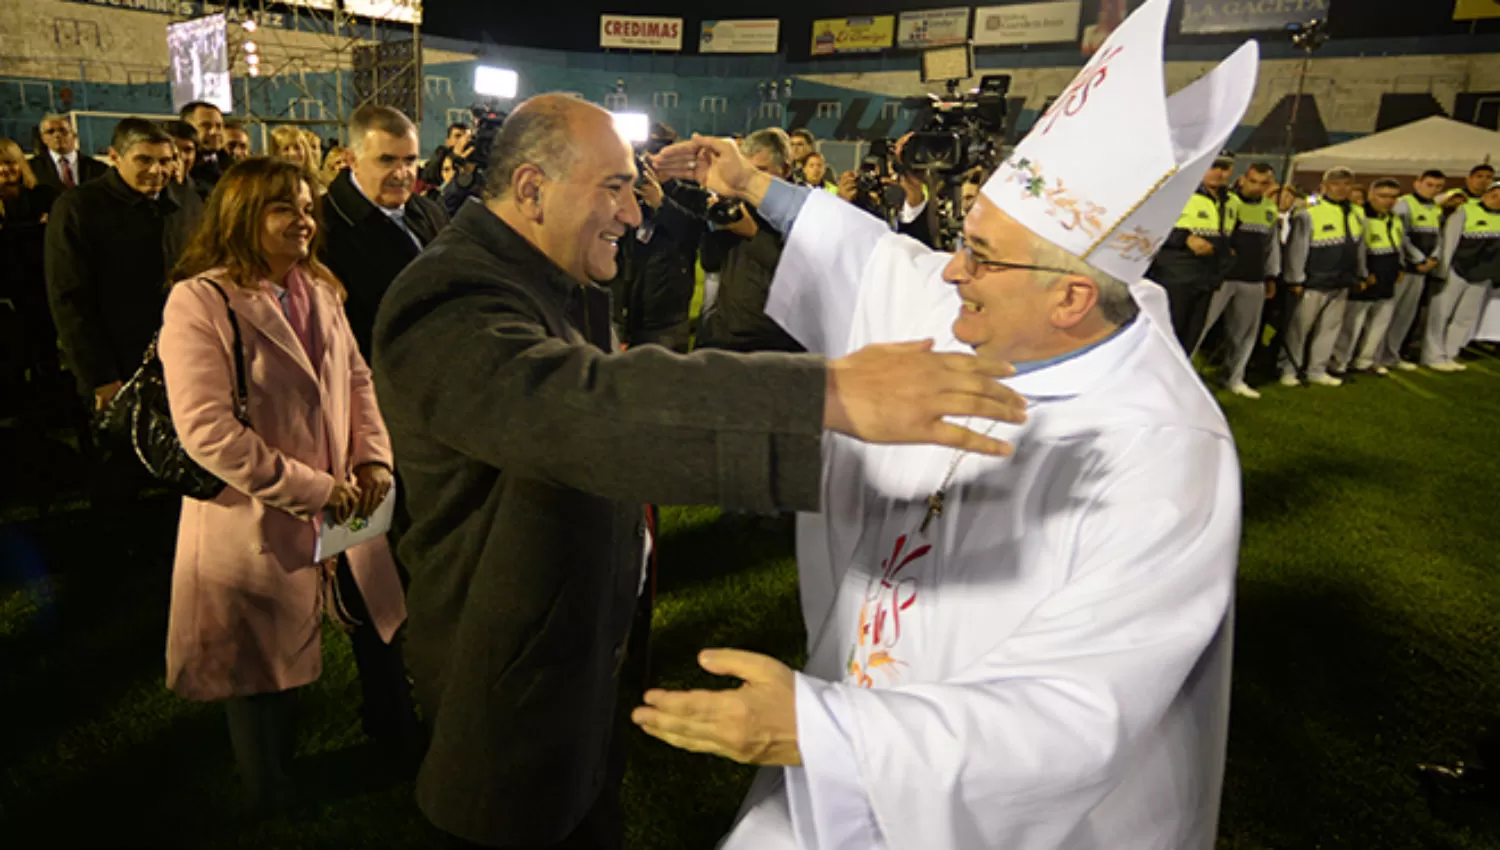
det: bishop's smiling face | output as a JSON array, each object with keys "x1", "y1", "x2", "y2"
[{"x1": 941, "y1": 197, "x2": 1068, "y2": 363}]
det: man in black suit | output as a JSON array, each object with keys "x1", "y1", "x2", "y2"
[
  {"x1": 29, "y1": 114, "x2": 109, "y2": 192},
  {"x1": 322, "y1": 104, "x2": 448, "y2": 361},
  {"x1": 45, "y1": 118, "x2": 200, "y2": 410},
  {"x1": 181, "y1": 101, "x2": 229, "y2": 196}
]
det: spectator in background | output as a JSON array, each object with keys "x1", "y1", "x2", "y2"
[
  {"x1": 1146, "y1": 152, "x2": 1237, "y2": 351},
  {"x1": 1383, "y1": 169, "x2": 1445, "y2": 371},
  {"x1": 321, "y1": 144, "x2": 351, "y2": 187},
  {"x1": 1280, "y1": 167, "x2": 1367, "y2": 388},
  {"x1": 182, "y1": 101, "x2": 228, "y2": 195},
  {"x1": 801, "y1": 151, "x2": 836, "y2": 193},
  {"x1": 269, "y1": 125, "x2": 323, "y2": 193},
  {"x1": 420, "y1": 121, "x2": 470, "y2": 189},
  {"x1": 607, "y1": 160, "x2": 700, "y2": 353},
  {"x1": 1349, "y1": 185, "x2": 1367, "y2": 209},
  {"x1": 1, "y1": 138, "x2": 62, "y2": 401},
  {"x1": 1202, "y1": 161, "x2": 1280, "y2": 398},
  {"x1": 300, "y1": 129, "x2": 323, "y2": 168},
  {"x1": 788, "y1": 129, "x2": 816, "y2": 184},
  {"x1": 45, "y1": 118, "x2": 200, "y2": 410},
  {"x1": 322, "y1": 104, "x2": 448, "y2": 363},
  {"x1": 30, "y1": 114, "x2": 108, "y2": 193},
  {"x1": 158, "y1": 157, "x2": 419, "y2": 817},
  {"x1": 1423, "y1": 178, "x2": 1500, "y2": 371},
  {"x1": 223, "y1": 120, "x2": 251, "y2": 162},
  {"x1": 161, "y1": 120, "x2": 199, "y2": 183},
  {"x1": 696, "y1": 129, "x2": 801, "y2": 353},
  {"x1": 1444, "y1": 163, "x2": 1495, "y2": 210},
  {"x1": 1331, "y1": 178, "x2": 1407, "y2": 376}
]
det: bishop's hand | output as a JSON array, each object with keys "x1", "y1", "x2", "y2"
[{"x1": 633, "y1": 649, "x2": 802, "y2": 766}]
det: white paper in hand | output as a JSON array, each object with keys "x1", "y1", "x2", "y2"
[{"x1": 314, "y1": 482, "x2": 396, "y2": 562}]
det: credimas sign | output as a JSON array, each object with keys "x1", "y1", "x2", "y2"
[
  {"x1": 600, "y1": 14, "x2": 684, "y2": 51},
  {"x1": 811, "y1": 15, "x2": 896, "y2": 55}
]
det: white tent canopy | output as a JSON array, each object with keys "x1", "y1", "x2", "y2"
[{"x1": 1293, "y1": 116, "x2": 1500, "y2": 176}]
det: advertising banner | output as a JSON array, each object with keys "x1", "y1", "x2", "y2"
[
  {"x1": 811, "y1": 15, "x2": 896, "y2": 55},
  {"x1": 167, "y1": 12, "x2": 231, "y2": 113},
  {"x1": 1454, "y1": 0, "x2": 1500, "y2": 20},
  {"x1": 699, "y1": 19, "x2": 780, "y2": 54},
  {"x1": 61, "y1": 0, "x2": 292, "y2": 31},
  {"x1": 1179, "y1": 0, "x2": 1330, "y2": 34},
  {"x1": 601, "y1": 14, "x2": 684, "y2": 50},
  {"x1": 973, "y1": 1, "x2": 1082, "y2": 46},
  {"x1": 897, "y1": 7, "x2": 971, "y2": 49},
  {"x1": 343, "y1": 0, "x2": 421, "y2": 25}
]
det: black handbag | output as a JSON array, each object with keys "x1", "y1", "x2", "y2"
[{"x1": 98, "y1": 279, "x2": 249, "y2": 500}]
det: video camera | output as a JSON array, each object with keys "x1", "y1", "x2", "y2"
[
  {"x1": 899, "y1": 73, "x2": 1010, "y2": 178},
  {"x1": 665, "y1": 180, "x2": 745, "y2": 228},
  {"x1": 465, "y1": 103, "x2": 508, "y2": 173}
]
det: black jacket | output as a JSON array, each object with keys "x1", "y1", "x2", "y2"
[
  {"x1": 44, "y1": 169, "x2": 201, "y2": 394},
  {"x1": 697, "y1": 209, "x2": 803, "y2": 353},
  {"x1": 321, "y1": 169, "x2": 448, "y2": 361},
  {"x1": 608, "y1": 197, "x2": 701, "y2": 352},
  {"x1": 1146, "y1": 185, "x2": 1235, "y2": 291},
  {"x1": 371, "y1": 202, "x2": 824, "y2": 847},
  {"x1": 188, "y1": 150, "x2": 231, "y2": 198},
  {"x1": 28, "y1": 151, "x2": 109, "y2": 194}
]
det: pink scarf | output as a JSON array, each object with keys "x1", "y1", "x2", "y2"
[{"x1": 280, "y1": 265, "x2": 321, "y2": 366}]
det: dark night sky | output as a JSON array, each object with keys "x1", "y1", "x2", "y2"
[{"x1": 420, "y1": 0, "x2": 1498, "y2": 58}]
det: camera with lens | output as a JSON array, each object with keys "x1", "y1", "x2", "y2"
[
  {"x1": 898, "y1": 73, "x2": 1010, "y2": 178},
  {"x1": 1285, "y1": 18, "x2": 1328, "y2": 50},
  {"x1": 463, "y1": 103, "x2": 508, "y2": 174},
  {"x1": 665, "y1": 180, "x2": 745, "y2": 228}
]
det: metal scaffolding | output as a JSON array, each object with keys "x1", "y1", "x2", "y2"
[{"x1": 191, "y1": 0, "x2": 423, "y2": 145}]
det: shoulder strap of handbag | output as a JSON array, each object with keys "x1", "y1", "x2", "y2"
[{"x1": 199, "y1": 278, "x2": 250, "y2": 424}]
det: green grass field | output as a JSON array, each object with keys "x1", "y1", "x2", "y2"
[{"x1": 2, "y1": 356, "x2": 1499, "y2": 849}]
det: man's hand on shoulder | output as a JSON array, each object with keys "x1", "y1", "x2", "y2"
[{"x1": 824, "y1": 340, "x2": 1026, "y2": 456}]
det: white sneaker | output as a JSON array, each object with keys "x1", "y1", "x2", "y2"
[
  {"x1": 1308, "y1": 374, "x2": 1344, "y2": 387},
  {"x1": 1279, "y1": 374, "x2": 1302, "y2": 387},
  {"x1": 1394, "y1": 361, "x2": 1419, "y2": 372},
  {"x1": 1427, "y1": 361, "x2": 1461, "y2": 373},
  {"x1": 1228, "y1": 383, "x2": 1262, "y2": 399},
  {"x1": 1364, "y1": 365, "x2": 1389, "y2": 376},
  {"x1": 1453, "y1": 361, "x2": 1469, "y2": 372}
]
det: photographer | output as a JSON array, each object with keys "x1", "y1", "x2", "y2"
[
  {"x1": 695, "y1": 129, "x2": 802, "y2": 353},
  {"x1": 607, "y1": 160, "x2": 700, "y2": 353}
]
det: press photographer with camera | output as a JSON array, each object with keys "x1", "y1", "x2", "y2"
[
  {"x1": 695, "y1": 129, "x2": 804, "y2": 353},
  {"x1": 606, "y1": 154, "x2": 701, "y2": 352}
]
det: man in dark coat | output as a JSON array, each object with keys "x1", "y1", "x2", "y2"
[
  {"x1": 372, "y1": 94, "x2": 1023, "y2": 850},
  {"x1": 29, "y1": 114, "x2": 109, "y2": 193},
  {"x1": 45, "y1": 117, "x2": 199, "y2": 408},
  {"x1": 182, "y1": 101, "x2": 229, "y2": 197},
  {"x1": 322, "y1": 104, "x2": 448, "y2": 362}
]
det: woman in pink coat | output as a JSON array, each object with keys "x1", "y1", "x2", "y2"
[{"x1": 158, "y1": 156, "x2": 419, "y2": 815}]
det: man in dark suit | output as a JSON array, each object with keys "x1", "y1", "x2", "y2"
[
  {"x1": 322, "y1": 104, "x2": 448, "y2": 361},
  {"x1": 29, "y1": 114, "x2": 109, "y2": 193},
  {"x1": 371, "y1": 94, "x2": 1022, "y2": 850},
  {"x1": 181, "y1": 100, "x2": 229, "y2": 196},
  {"x1": 45, "y1": 118, "x2": 200, "y2": 410}
]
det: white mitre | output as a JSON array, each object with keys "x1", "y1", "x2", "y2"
[{"x1": 980, "y1": 0, "x2": 1260, "y2": 283}]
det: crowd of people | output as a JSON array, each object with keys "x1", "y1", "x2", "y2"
[
  {"x1": 1145, "y1": 156, "x2": 1498, "y2": 396},
  {"x1": 0, "y1": 3, "x2": 1494, "y2": 842}
]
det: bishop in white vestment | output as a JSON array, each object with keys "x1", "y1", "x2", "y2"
[{"x1": 636, "y1": 2, "x2": 1258, "y2": 847}]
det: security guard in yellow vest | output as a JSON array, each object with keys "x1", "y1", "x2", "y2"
[
  {"x1": 1331, "y1": 179, "x2": 1410, "y2": 375},
  {"x1": 1279, "y1": 166, "x2": 1368, "y2": 387},
  {"x1": 1145, "y1": 152, "x2": 1237, "y2": 351},
  {"x1": 1380, "y1": 170, "x2": 1445, "y2": 369},
  {"x1": 1423, "y1": 180, "x2": 1500, "y2": 370},
  {"x1": 1199, "y1": 162, "x2": 1280, "y2": 398}
]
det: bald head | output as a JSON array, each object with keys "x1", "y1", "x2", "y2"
[{"x1": 485, "y1": 94, "x2": 616, "y2": 200}]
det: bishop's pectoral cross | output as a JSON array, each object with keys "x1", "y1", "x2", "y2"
[{"x1": 919, "y1": 490, "x2": 945, "y2": 536}]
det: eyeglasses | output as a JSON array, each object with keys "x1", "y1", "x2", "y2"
[{"x1": 953, "y1": 234, "x2": 1077, "y2": 278}]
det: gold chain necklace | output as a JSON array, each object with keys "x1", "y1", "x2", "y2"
[{"x1": 919, "y1": 418, "x2": 1004, "y2": 537}]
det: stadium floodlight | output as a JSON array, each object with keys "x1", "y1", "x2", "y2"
[
  {"x1": 248, "y1": 65, "x2": 261, "y2": 77},
  {"x1": 241, "y1": 19, "x2": 257, "y2": 32},
  {"x1": 243, "y1": 40, "x2": 258, "y2": 53},
  {"x1": 613, "y1": 112, "x2": 649, "y2": 144},
  {"x1": 474, "y1": 66, "x2": 519, "y2": 99},
  {"x1": 245, "y1": 53, "x2": 261, "y2": 66}
]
